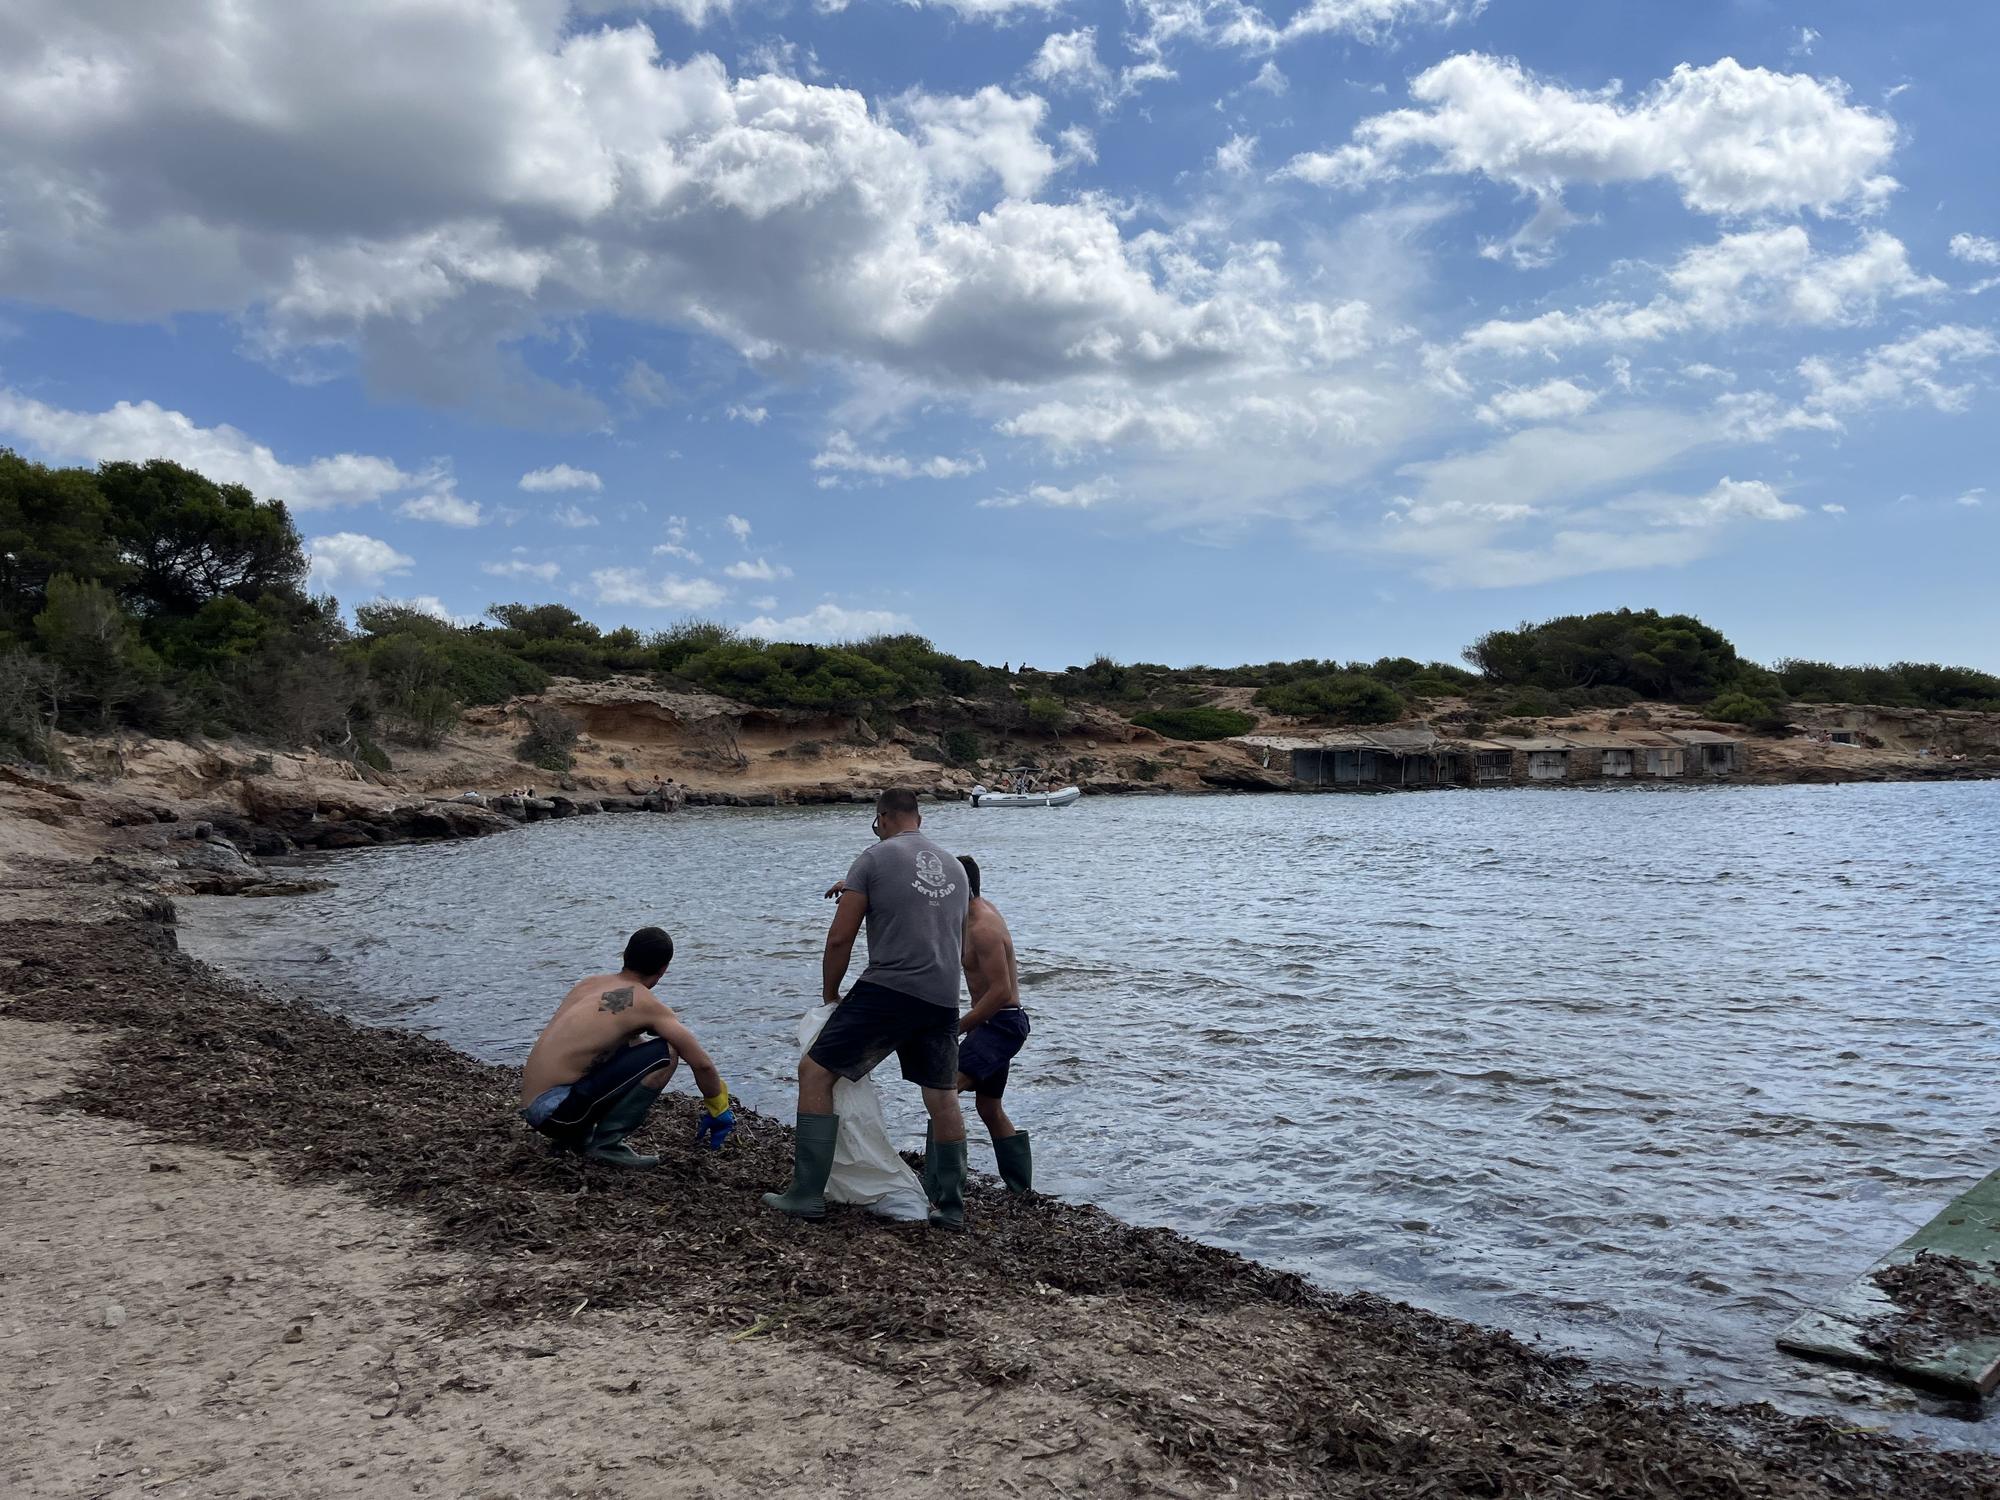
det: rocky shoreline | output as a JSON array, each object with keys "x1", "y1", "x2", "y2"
[{"x1": 4, "y1": 897, "x2": 1999, "y2": 1498}]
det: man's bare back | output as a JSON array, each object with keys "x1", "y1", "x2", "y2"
[
  {"x1": 962, "y1": 896, "x2": 1019, "y2": 1026},
  {"x1": 520, "y1": 974, "x2": 682, "y2": 1104}
]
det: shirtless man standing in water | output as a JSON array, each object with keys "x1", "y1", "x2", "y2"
[
  {"x1": 956, "y1": 855, "x2": 1033, "y2": 1194},
  {"x1": 519, "y1": 926, "x2": 735, "y2": 1167}
]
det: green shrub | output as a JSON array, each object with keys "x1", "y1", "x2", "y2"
[
  {"x1": 1501, "y1": 688, "x2": 1564, "y2": 719},
  {"x1": 1130, "y1": 706, "x2": 1255, "y2": 741},
  {"x1": 1133, "y1": 757, "x2": 1160, "y2": 782},
  {"x1": 516, "y1": 704, "x2": 580, "y2": 772},
  {"x1": 943, "y1": 728, "x2": 982, "y2": 765},
  {"x1": 1253, "y1": 674, "x2": 1405, "y2": 725},
  {"x1": 1025, "y1": 695, "x2": 1068, "y2": 735}
]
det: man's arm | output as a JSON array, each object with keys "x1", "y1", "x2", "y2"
[
  {"x1": 822, "y1": 889, "x2": 868, "y2": 1005},
  {"x1": 959, "y1": 923, "x2": 1018, "y2": 1034},
  {"x1": 644, "y1": 1001, "x2": 725, "y2": 1101}
]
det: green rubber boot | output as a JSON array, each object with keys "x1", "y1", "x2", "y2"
[
  {"x1": 993, "y1": 1131, "x2": 1033, "y2": 1196},
  {"x1": 922, "y1": 1121, "x2": 938, "y2": 1206},
  {"x1": 761, "y1": 1113, "x2": 840, "y2": 1220},
  {"x1": 584, "y1": 1084, "x2": 662, "y2": 1168},
  {"x1": 927, "y1": 1137, "x2": 968, "y2": 1232}
]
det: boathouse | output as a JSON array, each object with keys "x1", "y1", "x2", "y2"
[{"x1": 1672, "y1": 729, "x2": 1743, "y2": 777}]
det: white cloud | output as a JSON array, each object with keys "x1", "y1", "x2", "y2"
[
  {"x1": 1285, "y1": 55, "x2": 1898, "y2": 246},
  {"x1": 724, "y1": 513, "x2": 753, "y2": 543},
  {"x1": 622, "y1": 359, "x2": 675, "y2": 409},
  {"x1": 577, "y1": 0, "x2": 739, "y2": 24},
  {"x1": 1455, "y1": 228, "x2": 1940, "y2": 359},
  {"x1": 1250, "y1": 62, "x2": 1288, "y2": 95},
  {"x1": 742, "y1": 602, "x2": 916, "y2": 640},
  {"x1": 482, "y1": 557, "x2": 562, "y2": 583},
  {"x1": 654, "y1": 542, "x2": 703, "y2": 563},
  {"x1": 519, "y1": 464, "x2": 602, "y2": 492},
  {"x1": 725, "y1": 403, "x2": 768, "y2": 424},
  {"x1": 1475, "y1": 378, "x2": 1598, "y2": 427},
  {"x1": 1215, "y1": 134, "x2": 1258, "y2": 176},
  {"x1": 0, "y1": 7, "x2": 1368, "y2": 408},
  {"x1": 1671, "y1": 476, "x2": 1806, "y2": 527},
  {"x1": 811, "y1": 430, "x2": 985, "y2": 483},
  {"x1": 906, "y1": 0, "x2": 1063, "y2": 19},
  {"x1": 552, "y1": 503, "x2": 600, "y2": 528},
  {"x1": 979, "y1": 478, "x2": 1117, "y2": 509},
  {"x1": 1798, "y1": 324, "x2": 2000, "y2": 415},
  {"x1": 1791, "y1": 27, "x2": 1819, "y2": 59},
  {"x1": 398, "y1": 487, "x2": 484, "y2": 527},
  {"x1": 1958, "y1": 488, "x2": 1987, "y2": 508},
  {"x1": 1028, "y1": 30, "x2": 1111, "y2": 94},
  {"x1": 749, "y1": 594, "x2": 779, "y2": 610},
  {"x1": 0, "y1": 389, "x2": 419, "y2": 509},
  {"x1": 307, "y1": 532, "x2": 414, "y2": 593},
  {"x1": 724, "y1": 557, "x2": 794, "y2": 580},
  {"x1": 590, "y1": 568, "x2": 728, "y2": 610},
  {"x1": 1131, "y1": 0, "x2": 1481, "y2": 54},
  {"x1": 369, "y1": 593, "x2": 471, "y2": 624},
  {"x1": 1949, "y1": 233, "x2": 2000, "y2": 266},
  {"x1": 1820, "y1": 503, "x2": 1846, "y2": 514}
]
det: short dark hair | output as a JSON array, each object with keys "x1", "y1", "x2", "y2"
[
  {"x1": 622, "y1": 926, "x2": 674, "y2": 976},
  {"x1": 958, "y1": 854, "x2": 981, "y2": 898},
  {"x1": 876, "y1": 788, "x2": 920, "y2": 819}
]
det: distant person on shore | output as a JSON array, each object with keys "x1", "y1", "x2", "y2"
[
  {"x1": 955, "y1": 855, "x2": 1032, "y2": 1194},
  {"x1": 519, "y1": 927, "x2": 735, "y2": 1167},
  {"x1": 766, "y1": 789, "x2": 971, "y2": 1229}
]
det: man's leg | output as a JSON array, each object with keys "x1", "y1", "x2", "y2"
[
  {"x1": 975, "y1": 1092, "x2": 1017, "y2": 1140},
  {"x1": 922, "y1": 1086, "x2": 967, "y2": 1143},
  {"x1": 797, "y1": 1055, "x2": 837, "y2": 1116},
  {"x1": 583, "y1": 1045, "x2": 678, "y2": 1168}
]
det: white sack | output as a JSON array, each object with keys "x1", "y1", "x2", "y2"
[{"x1": 795, "y1": 1004, "x2": 930, "y2": 1221}]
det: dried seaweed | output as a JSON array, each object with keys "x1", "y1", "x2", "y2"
[{"x1": 5, "y1": 915, "x2": 1996, "y2": 1500}]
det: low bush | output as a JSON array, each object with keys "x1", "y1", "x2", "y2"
[
  {"x1": 516, "y1": 704, "x2": 580, "y2": 772},
  {"x1": 1130, "y1": 706, "x2": 1255, "y2": 741},
  {"x1": 943, "y1": 727, "x2": 982, "y2": 765}
]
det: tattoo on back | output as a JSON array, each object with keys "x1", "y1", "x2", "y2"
[{"x1": 599, "y1": 985, "x2": 635, "y2": 1015}]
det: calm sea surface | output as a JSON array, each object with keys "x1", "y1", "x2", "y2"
[{"x1": 179, "y1": 782, "x2": 2000, "y2": 1443}]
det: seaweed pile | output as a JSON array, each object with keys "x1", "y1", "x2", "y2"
[
  {"x1": 6, "y1": 914, "x2": 1997, "y2": 1499},
  {"x1": 1864, "y1": 1251, "x2": 2000, "y2": 1364}
]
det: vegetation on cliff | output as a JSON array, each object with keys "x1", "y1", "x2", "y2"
[{"x1": 4, "y1": 450, "x2": 1999, "y2": 769}]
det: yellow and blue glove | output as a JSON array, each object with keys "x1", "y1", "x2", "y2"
[{"x1": 695, "y1": 1086, "x2": 735, "y2": 1151}]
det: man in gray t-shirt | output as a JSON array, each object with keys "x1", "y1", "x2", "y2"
[{"x1": 762, "y1": 788, "x2": 973, "y2": 1230}]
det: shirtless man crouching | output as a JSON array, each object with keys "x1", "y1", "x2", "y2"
[
  {"x1": 956, "y1": 856, "x2": 1032, "y2": 1194},
  {"x1": 519, "y1": 926, "x2": 735, "y2": 1167}
]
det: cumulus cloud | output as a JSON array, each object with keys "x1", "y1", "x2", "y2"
[
  {"x1": 590, "y1": 568, "x2": 728, "y2": 609},
  {"x1": 742, "y1": 602, "x2": 916, "y2": 640},
  {"x1": 724, "y1": 514, "x2": 753, "y2": 543},
  {"x1": 482, "y1": 556, "x2": 562, "y2": 582},
  {"x1": 978, "y1": 477, "x2": 1117, "y2": 509},
  {"x1": 1475, "y1": 378, "x2": 1597, "y2": 426},
  {"x1": 307, "y1": 532, "x2": 414, "y2": 593},
  {"x1": 1028, "y1": 29, "x2": 1111, "y2": 94},
  {"x1": 1454, "y1": 228, "x2": 1939, "y2": 360},
  {"x1": 811, "y1": 430, "x2": 985, "y2": 484},
  {"x1": 0, "y1": 5, "x2": 1360, "y2": 409},
  {"x1": 1948, "y1": 233, "x2": 2000, "y2": 266},
  {"x1": 398, "y1": 487, "x2": 485, "y2": 526},
  {"x1": 725, "y1": 404, "x2": 768, "y2": 424},
  {"x1": 1285, "y1": 55, "x2": 1899, "y2": 251},
  {"x1": 519, "y1": 464, "x2": 603, "y2": 492},
  {"x1": 724, "y1": 557, "x2": 794, "y2": 580},
  {"x1": 1669, "y1": 476, "x2": 1805, "y2": 527},
  {"x1": 1958, "y1": 488, "x2": 1986, "y2": 508},
  {"x1": 552, "y1": 503, "x2": 600, "y2": 528},
  {"x1": 1797, "y1": 324, "x2": 1999, "y2": 415},
  {"x1": 0, "y1": 389, "x2": 419, "y2": 509},
  {"x1": 1131, "y1": 0, "x2": 1481, "y2": 54}
]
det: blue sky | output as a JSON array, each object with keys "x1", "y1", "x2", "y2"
[{"x1": 1, "y1": 0, "x2": 1995, "y2": 670}]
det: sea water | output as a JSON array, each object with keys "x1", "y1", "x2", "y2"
[{"x1": 179, "y1": 781, "x2": 2000, "y2": 1443}]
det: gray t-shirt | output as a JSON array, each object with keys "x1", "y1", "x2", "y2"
[{"x1": 846, "y1": 830, "x2": 967, "y2": 1008}]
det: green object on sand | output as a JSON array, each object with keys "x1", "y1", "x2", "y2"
[
  {"x1": 1777, "y1": 1168, "x2": 2000, "y2": 1400},
  {"x1": 927, "y1": 1138, "x2": 967, "y2": 1231},
  {"x1": 995, "y1": 1132, "x2": 1033, "y2": 1196},
  {"x1": 584, "y1": 1140, "x2": 660, "y2": 1168},
  {"x1": 762, "y1": 1113, "x2": 840, "y2": 1219}
]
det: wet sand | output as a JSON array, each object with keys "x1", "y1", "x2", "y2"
[{"x1": 5, "y1": 911, "x2": 1998, "y2": 1498}]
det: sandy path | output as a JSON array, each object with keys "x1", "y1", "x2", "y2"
[{"x1": 0, "y1": 1020, "x2": 1186, "y2": 1500}]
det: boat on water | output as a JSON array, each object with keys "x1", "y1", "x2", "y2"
[
  {"x1": 970, "y1": 786, "x2": 1081, "y2": 808},
  {"x1": 970, "y1": 770, "x2": 1081, "y2": 808}
]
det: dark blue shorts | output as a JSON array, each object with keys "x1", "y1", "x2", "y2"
[
  {"x1": 521, "y1": 1037, "x2": 674, "y2": 1145},
  {"x1": 958, "y1": 1009, "x2": 1030, "y2": 1097},
  {"x1": 810, "y1": 980, "x2": 959, "y2": 1091}
]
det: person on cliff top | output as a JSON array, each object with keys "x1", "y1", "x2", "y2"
[
  {"x1": 519, "y1": 926, "x2": 735, "y2": 1168},
  {"x1": 954, "y1": 854, "x2": 1032, "y2": 1195},
  {"x1": 765, "y1": 788, "x2": 972, "y2": 1229}
]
